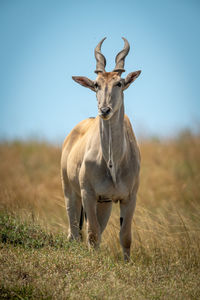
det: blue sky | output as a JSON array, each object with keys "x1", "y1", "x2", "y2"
[{"x1": 0, "y1": 0, "x2": 200, "y2": 142}]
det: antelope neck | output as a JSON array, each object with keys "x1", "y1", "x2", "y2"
[{"x1": 99, "y1": 103, "x2": 126, "y2": 184}]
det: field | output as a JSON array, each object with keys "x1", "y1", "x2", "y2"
[{"x1": 0, "y1": 131, "x2": 200, "y2": 299}]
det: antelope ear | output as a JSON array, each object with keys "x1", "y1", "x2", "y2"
[
  {"x1": 123, "y1": 70, "x2": 141, "y2": 90},
  {"x1": 72, "y1": 76, "x2": 95, "y2": 91}
]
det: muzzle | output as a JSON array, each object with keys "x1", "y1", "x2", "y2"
[{"x1": 99, "y1": 107, "x2": 111, "y2": 118}]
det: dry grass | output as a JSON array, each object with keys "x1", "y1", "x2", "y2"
[{"x1": 0, "y1": 131, "x2": 200, "y2": 299}]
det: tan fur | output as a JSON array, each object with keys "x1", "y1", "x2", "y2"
[
  {"x1": 61, "y1": 46, "x2": 141, "y2": 260},
  {"x1": 61, "y1": 104, "x2": 140, "y2": 261}
]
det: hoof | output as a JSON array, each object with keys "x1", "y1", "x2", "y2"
[
  {"x1": 67, "y1": 233, "x2": 81, "y2": 242},
  {"x1": 88, "y1": 232, "x2": 99, "y2": 249}
]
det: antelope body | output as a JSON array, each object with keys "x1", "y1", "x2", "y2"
[{"x1": 61, "y1": 38, "x2": 141, "y2": 260}]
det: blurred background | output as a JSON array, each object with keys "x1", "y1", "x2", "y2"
[
  {"x1": 1, "y1": 3, "x2": 200, "y2": 296},
  {"x1": 1, "y1": 0, "x2": 200, "y2": 143}
]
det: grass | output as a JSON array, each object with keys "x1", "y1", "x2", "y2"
[
  {"x1": 0, "y1": 214, "x2": 69, "y2": 249},
  {"x1": 0, "y1": 132, "x2": 200, "y2": 299}
]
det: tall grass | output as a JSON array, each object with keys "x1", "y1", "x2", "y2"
[
  {"x1": 0, "y1": 134, "x2": 200, "y2": 259},
  {"x1": 0, "y1": 141, "x2": 66, "y2": 232},
  {"x1": 0, "y1": 132, "x2": 200, "y2": 298}
]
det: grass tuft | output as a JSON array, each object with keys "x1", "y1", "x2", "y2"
[{"x1": 0, "y1": 213, "x2": 69, "y2": 249}]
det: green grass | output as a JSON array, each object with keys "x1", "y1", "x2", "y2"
[
  {"x1": 0, "y1": 213, "x2": 200, "y2": 299},
  {"x1": 0, "y1": 214, "x2": 69, "y2": 250}
]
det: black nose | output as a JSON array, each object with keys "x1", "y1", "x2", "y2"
[{"x1": 100, "y1": 107, "x2": 111, "y2": 115}]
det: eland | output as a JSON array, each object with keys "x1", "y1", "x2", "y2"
[{"x1": 61, "y1": 37, "x2": 141, "y2": 260}]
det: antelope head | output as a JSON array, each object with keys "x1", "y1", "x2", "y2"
[{"x1": 72, "y1": 37, "x2": 141, "y2": 120}]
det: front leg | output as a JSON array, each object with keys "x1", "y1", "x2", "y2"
[
  {"x1": 81, "y1": 188, "x2": 101, "y2": 249},
  {"x1": 97, "y1": 200, "x2": 112, "y2": 234},
  {"x1": 119, "y1": 195, "x2": 136, "y2": 261}
]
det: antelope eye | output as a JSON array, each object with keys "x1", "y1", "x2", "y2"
[
  {"x1": 94, "y1": 82, "x2": 99, "y2": 89},
  {"x1": 116, "y1": 82, "x2": 122, "y2": 87}
]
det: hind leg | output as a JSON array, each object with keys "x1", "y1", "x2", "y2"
[
  {"x1": 61, "y1": 168, "x2": 82, "y2": 241},
  {"x1": 65, "y1": 191, "x2": 82, "y2": 241}
]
